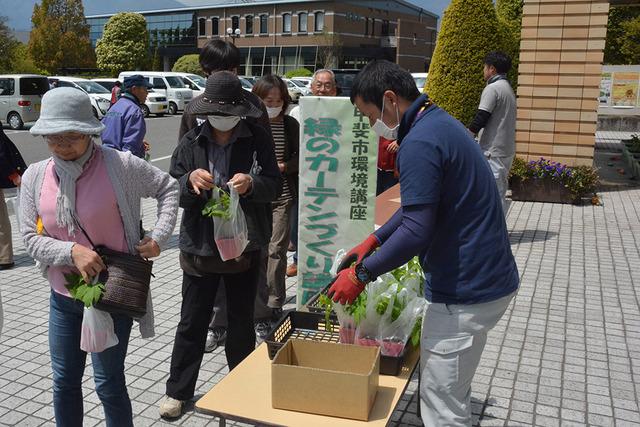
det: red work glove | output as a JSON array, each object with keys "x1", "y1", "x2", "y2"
[
  {"x1": 327, "y1": 265, "x2": 366, "y2": 305},
  {"x1": 337, "y1": 235, "x2": 379, "y2": 273}
]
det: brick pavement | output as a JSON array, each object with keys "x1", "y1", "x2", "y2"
[{"x1": 1, "y1": 146, "x2": 639, "y2": 426}]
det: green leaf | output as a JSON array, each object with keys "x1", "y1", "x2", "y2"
[{"x1": 64, "y1": 273, "x2": 106, "y2": 308}]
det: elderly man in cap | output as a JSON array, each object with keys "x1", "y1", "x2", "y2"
[{"x1": 101, "y1": 74, "x2": 153, "y2": 159}]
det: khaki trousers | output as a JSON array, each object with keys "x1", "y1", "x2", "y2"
[
  {"x1": 420, "y1": 291, "x2": 516, "y2": 426},
  {"x1": 267, "y1": 199, "x2": 294, "y2": 308},
  {"x1": 0, "y1": 189, "x2": 13, "y2": 264}
]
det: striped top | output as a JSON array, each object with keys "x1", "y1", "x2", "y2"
[{"x1": 271, "y1": 119, "x2": 293, "y2": 201}]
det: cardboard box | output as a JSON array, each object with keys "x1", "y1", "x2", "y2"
[{"x1": 271, "y1": 339, "x2": 380, "y2": 421}]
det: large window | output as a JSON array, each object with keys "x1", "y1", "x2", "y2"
[
  {"x1": 314, "y1": 12, "x2": 324, "y2": 32},
  {"x1": 260, "y1": 14, "x2": 268, "y2": 34},
  {"x1": 232, "y1": 16, "x2": 239, "y2": 31},
  {"x1": 283, "y1": 13, "x2": 291, "y2": 33},
  {"x1": 0, "y1": 78, "x2": 15, "y2": 96},
  {"x1": 212, "y1": 17, "x2": 219, "y2": 35},
  {"x1": 245, "y1": 15, "x2": 253, "y2": 34},
  {"x1": 381, "y1": 20, "x2": 389, "y2": 37},
  {"x1": 198, "y1": 17, "x2": 206, "y2": 36},
  {"x1": 298, "y1": 12, "x2": 308, "y2": 33}
]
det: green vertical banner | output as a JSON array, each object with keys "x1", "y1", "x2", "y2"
[{"x1": 297, "y1": 97, "x2": 378, "y2": 308}]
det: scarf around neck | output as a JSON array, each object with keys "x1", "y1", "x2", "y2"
[{"x1": 52, "y1": 142, "x2": 95, "y2": 236}]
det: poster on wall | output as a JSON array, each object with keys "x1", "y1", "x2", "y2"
[
  {"x1": 611, "y1": 72, "x2": 640, "y2": 108},
  {"x1": 296, "y1": 97, "x2": 378, "y2": 308},
  {"x1": 599, "y1": 72, "x2": 612, "y2": 106}
]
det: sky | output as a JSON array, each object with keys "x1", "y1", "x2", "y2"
[{"x1": 1, "y1": 0, "x2": 451, "y2": 31}]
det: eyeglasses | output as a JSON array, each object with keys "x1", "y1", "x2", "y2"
[
  {"x1": 313, "y1": 82, "x2": 335, "y2": 90},
  {"x1": 45, "y1": 134, "x2": 88, "y2": 145}
]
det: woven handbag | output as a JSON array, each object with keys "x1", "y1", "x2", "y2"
[{"x1": 77, "y1": 223, "x2": 153, "y2": 318}]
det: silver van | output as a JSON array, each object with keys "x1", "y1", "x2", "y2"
[{"x1": 0, "y1": 74, "x2": 49, "y2": 129}]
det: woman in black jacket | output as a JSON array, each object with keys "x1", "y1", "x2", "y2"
[
  {"x1": 161, "y1": 71, "x2": 281, "y2": 419},
  {"x1": 251, "y1": 75, "x2": 299, "y2": 321},
  {"x1": 0, "y1": 126, "x2": 27, "y2": 270}
]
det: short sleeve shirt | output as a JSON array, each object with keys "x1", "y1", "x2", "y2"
[
  {"x1": 478, "y1": 79, "x2": 517, "y2": 158},
  {"x1": 397, "y1": 99, "x2": 519, "y2": 304}
]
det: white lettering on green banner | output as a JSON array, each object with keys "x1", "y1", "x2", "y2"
[{"x1": 297, "y1": 97, "x2": 378, "y2": 308}]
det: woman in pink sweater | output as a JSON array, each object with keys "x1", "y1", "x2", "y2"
[{"x1": 20, "y1": 87, "x2": 178, "y2": 427}]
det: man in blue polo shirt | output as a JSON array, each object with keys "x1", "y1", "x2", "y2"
[{"x1": 328, "y1": 60, "x2": 519, "y2": 426}]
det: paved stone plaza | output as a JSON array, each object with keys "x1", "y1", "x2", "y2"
[{"x1": 0, "y1": 138, "x2": 639, "y2": 426}]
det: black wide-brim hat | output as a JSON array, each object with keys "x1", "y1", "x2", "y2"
[{"x1": 185, "y1": 70, "x2": 263, "y2": 118}]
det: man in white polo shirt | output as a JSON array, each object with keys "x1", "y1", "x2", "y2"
[{"x1": 469, "y1": 51, "x2": 517, "y2": 214}]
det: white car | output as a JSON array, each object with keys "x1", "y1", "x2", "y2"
[
  {"x1": 287, "y1": 79, "x2": 311, "y2": 96},
  {"x1": 92, "y1": 78, "x2": 169, "y2": 117},
  {"x1": 282, "y1": 79, "x2": 306, "y2": 103},
  {"x1": 177, "y1": 72, "x2": 253, "y2": 96},
  {"x1": 118, "y1": 71, "x2": 193, "y2": 115},
  {"x1": 49, "y1": 76, "x2": 111, "y2": 118},
  {"x1": 412, "y1": 73, "x2": 428, "y2": 93},
  {"x1": 174, "y1": 73, "x2": 206, "y2": 98},
  {"x1": 291, "y1": 77, "x2": 312, "y2": 90}
]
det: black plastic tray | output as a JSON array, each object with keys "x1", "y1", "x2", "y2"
[
  {"x1": 264, "y1": 311, "x2": 408, "y2": 376},
  {"x1": 305, "y1": 284, "x2": 337, "y2": 318}
]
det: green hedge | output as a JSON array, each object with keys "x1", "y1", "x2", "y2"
[{"x1": 426, "y1": 0, "x2": 502, "y2": 125}]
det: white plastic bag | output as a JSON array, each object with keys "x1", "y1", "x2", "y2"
[
  {"x1": 379, "y1": 298, "x2": 426, "y2": 357},
  {"x1": 213, "y1": 187, "x2": 249, "y2": 261},
  {"x1": 80, "y1": 307, "x2": 119, "y2": 353}
]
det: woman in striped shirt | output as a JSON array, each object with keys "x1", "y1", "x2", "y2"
[{"x1": 252, "y1": 75, "x2": 299, "y2": 315}]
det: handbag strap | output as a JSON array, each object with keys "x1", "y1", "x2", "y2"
[{"x1": 74, "y1": 218, "x2": 98, "y2": 251}]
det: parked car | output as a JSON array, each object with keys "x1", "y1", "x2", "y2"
[
  {"x1": 283, "y1": 79, "x2": 305, "y2": 103},
  {"x1": 174, "y1": 73, "x2": 206, "y2": 97},
  {"x1": 118, "y1": 71, "x2": 193, "y2": 115},
  {"x1": 412, "y1": 73, "x2": 428, "y2": 93},
  {"x1": 49, "y1": 76, "x2": 112, "y2": 119},
  {"x1": 92, "y1": 78, "x2": 169, "y2": 117},
  {"x1": 331, "y1": 69, "x2": 360, "y2": 97},
  {"x1": 291, "y1": 77, "x2": 312, "y2": 91},
  {"x1": 287, "y1": 79, "x2": 311, "y2": 96},
  {"x1": 239, "y1": 76, "x2": 258, "y2": 85},
  {"x1": 0, "y1": 74, "x2": 49, "y2": 129},
  {"x1": 239, "y1": 77, "x2": 254, "y2": 92}
]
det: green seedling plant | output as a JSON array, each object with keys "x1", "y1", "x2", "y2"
[
  {"x1": 202, "y1": 188, "x2": 231, "y2": 220},
  {"x1": 318, "y1": 294, "x2": 334, "y2": 332},
  {"x1": 64, "y1": 273, "x2": 106, "y2": 308}
]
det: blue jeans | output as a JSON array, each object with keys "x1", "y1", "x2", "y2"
[{"x1": 49, "y1": 291, "x2": 134, "y2": 427}]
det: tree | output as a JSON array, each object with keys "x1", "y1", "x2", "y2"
[
  {"x1": 0, "y1": 16, "x2": 19, "y2": 73},
  {"x1": 172, "y1": 54, "x2": 201, "y2": 75},
  {"x1": 496, "y1": 0, "x2": 523, "y2": 88},
  {"x1": 604, "y1": 6, "x2": 640, "y2": 65},
  {"x1": 28, "y1": 0, "x2": 95, "y2": 73},
  {"x1": 151, "y1": 47, "x2": 162, "y2": 71},
  {"x1": 619, "y1": 16, "x2": 640, "y2": 64},
  {"x1": 426, "y1": 0, "x2": 502, "y2": 125},
  {"x1": 11, "y1": 43, "x2": 46, "y2": 74},
  {"x1": 96, "y1": 13, "x2": 149, "y2": 76},
  {"x1": 317, "y1": 30, "x2": 342, "y2": 69}
]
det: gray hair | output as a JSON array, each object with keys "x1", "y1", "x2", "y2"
[{"x1": 312, "y1": 69, "x2": 336, "y2": 84}]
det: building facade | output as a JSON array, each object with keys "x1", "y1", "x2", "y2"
[{"x1": 86, "y1": 0, "x2": 437, "y2": 74}]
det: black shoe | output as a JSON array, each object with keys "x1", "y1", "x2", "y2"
[
  {"x1": 0, "y1": 262, "x2": 14, "y2": 270},
  {"x1": 254, "y1": 321, "x2": 271, "y2": 340}
]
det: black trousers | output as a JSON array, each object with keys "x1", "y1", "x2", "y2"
[{"x1": 166, "y1": 251, "x2": 260, "y2": 401}]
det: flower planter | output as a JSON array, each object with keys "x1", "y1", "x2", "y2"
[
  {"x1": 621, "y1": 144, "x2": 640, "y2": 178},
  {"x1": 510, "y1": 177, "x2": 575, "y2": 204}
]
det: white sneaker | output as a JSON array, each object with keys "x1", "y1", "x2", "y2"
[{"x1": 159, "y1": 395, "x2": 184, "y2": 419}]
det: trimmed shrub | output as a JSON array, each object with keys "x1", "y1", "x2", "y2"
[
  {"x1": 96, "y1": 13, "x2": 149, "y2": 76},
  {"x1": 425, "y1": 0, "x2": 502, "y2": 125},
  {"x1": 496, "y1": 0, "x2": 523, "y2": 88},
  {"x1": 284, "y1": 68, "x2": 313, "y2": 78},
  {"x1": 172, "y1": 54, "x2": 201, "y2": 75}
]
